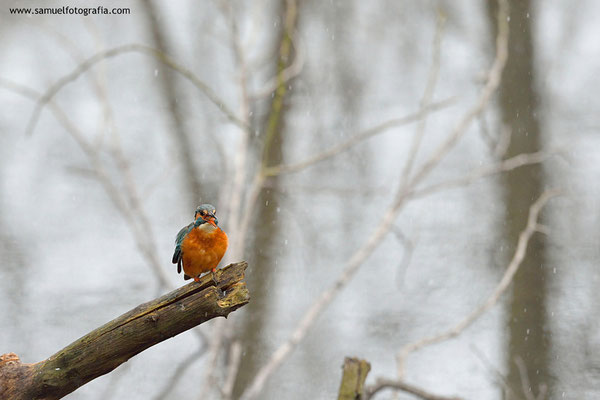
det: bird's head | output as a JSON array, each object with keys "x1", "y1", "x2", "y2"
[{"x1": 194, "y1": 203, "x2": 219, "y2": 226}]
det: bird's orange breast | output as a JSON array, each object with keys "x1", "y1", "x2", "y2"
[{"x1": 180, "y1": 225, "x2": 228, "y2": 278}]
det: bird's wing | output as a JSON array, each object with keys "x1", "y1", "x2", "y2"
[{"x1": 172, "y1": 222, "x2": 194, "y2": 273}]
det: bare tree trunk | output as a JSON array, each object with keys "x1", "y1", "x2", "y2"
[{"x1": 487, "y1": 0, "x2": 552, "y2": 397}]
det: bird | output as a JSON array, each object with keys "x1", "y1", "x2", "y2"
[{"x1": 172, "y1": 204, "x2": 229, "y2": 282}]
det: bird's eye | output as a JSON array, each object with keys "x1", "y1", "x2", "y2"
[
  {"x1": 201, "y1": 210, "x2": 207, "y2": 216},
  {"x1": 212, "y1": 210, "x2": 216, "y2": 215}
]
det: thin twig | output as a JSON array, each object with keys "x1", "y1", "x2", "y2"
[
  {"x1": 249, "y1": 30, "x2": 305, "y2": 100},
  {"x1": 392, "y1": 228, "x2": 415, "y2": 287},
  {"x1": 514, "y1": 356, "x2": 548, "y2": 400},
  {"x1": 0, "y1": 79, "x2": 172, "y2": 290},
  {"x1": 514, "y1": 355, "x2": 537, "y2": 400},
  {"x1": 469, "y1": 345, "x2": 518, "y2": 399},
  {"x1": 396, "y1": 190, "x2": 559, "y2": 377},
  {"x1": 263, "y1": 98, "x2": 456, "y2": 177},
  {"x1": 410, "y1": 150, "x2": 556, "y2": 200},
  {"x1": 197, "y1": 319, "x2": 226, "y2": 399},
  {"x1": 98, "y1": 360, "x2": 131, "y2": 400},
  {"x1": 363, "y1": 378, "x2": 462, "y2": 400},
  {"x1": 405, "y1": 0, "x2": 509, "y2": 191},
  {"x1": 82, "y1": 39, "x2": 170, "y2": 296},
  {"x1": 222, "y1": 340, "x2": 243, "y2": 400},
  {"x1": 400, "y1": 10, "x2": 446, "y2": 183},
  {"x1": 494, "y1": 125, "x2": 512, "y2": 158},
  {"x1": 152, "y1": 347, "x2": 205, "y2": 400},
  {"x1": 24, "y1": 43, "x2": 247, "y2": 136},
  {"x1": 233, "y1": 172, "x2": 265, "y2": 258}
]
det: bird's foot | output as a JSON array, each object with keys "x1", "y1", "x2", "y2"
[
  {"x1": 193, "y1": 276, "x2": 200, "y2": 283},
  {"x1": 211, "y1": 268, "x2": 218, "y2": 285}
]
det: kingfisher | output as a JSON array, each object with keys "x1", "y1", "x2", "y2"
[{"x1": 172, "y1": 204, "x2": 229, "y2": 282}]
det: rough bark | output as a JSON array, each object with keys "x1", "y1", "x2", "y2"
[{"x1": 0, "y1": 262, "x2": 249, "y2": 400}]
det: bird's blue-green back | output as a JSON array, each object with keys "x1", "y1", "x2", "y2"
[{"x1": 172, "y1": 222, "x2": 194, "y2": 270}]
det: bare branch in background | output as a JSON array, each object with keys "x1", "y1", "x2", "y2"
[
  {"x1": 469, "y1": 345, "x2": 518, "y2": 399},
  {"x1": 23, "y1": 43, "x2": 247, "y2": 137},
  {"x1": 514, "y1": 356, "x2": 548, "y2": 400},
  {"x1": 400, "y1": 10, "x2": 446, "y2": 183},
  {"x1": 405, "y1": 0, "x2": 509, "y2": 191},
  {"x1": 222, "y1": 340, "x2": 243, "y2": 400},
  {"x1": 391, "y1": 227, "x2": 415, "y2": 287},
  {"x1": 0, "y1": 79, "x2": 172, "y2": 290},
  {"x1": 239, "y1": 3, "x2": 510, "y2": 397},
  {"x1": 263, "y1": 97, "x2": 456, "y2": 177},
  {"x1": 410, "y1": 150, "x2": 557, "y2": 199},
  {"x1": 249, "y1": 31, "x2": 305, "y2": 100},
  {"x1": 477, "y1": 112, "x2": 512, "y2": 158},
  {"x1": 396, "y1": 190, "x2": 558, "y2": 377},
  {"x1": 197, "y1": 320, "x2": 226, "y2": 399},
  {"x1": 151, "y1": 347, "x2": 205, "y2": 400},
  {"x1": 494, "y1": 124, "x2": 512, "y2": 158}
]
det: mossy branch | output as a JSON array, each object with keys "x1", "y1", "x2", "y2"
[
  {"x1": 337, "y1": 357, "x2": 371, "y2": 400},
  {"x1": 0, "y1": 262, "x2": 249, "y2": 400}
]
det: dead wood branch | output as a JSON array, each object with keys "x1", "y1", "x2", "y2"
[
  {"x1": 0, "y1": 262, "x2": 249, "y2": 400},
  {"x1": 338, "y1": 357, "x2": 371, "y2": 400}
]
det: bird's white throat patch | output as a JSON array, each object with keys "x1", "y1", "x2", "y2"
[{"x1": 198, "y1": 223, "x2": 217, "y2": 232}]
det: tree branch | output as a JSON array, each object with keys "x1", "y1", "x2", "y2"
[
  {"x1": 409, "y1": 150, "x2": 556, "y2": 199},
  {"x1": 0, "y1": 262, "x2": 249, "y2": 400},
  {"x1": 405, "y1": 0, "x2": 509, "y2": 191},
  {"x1": 396, "y1": 190, "x2": 558, "y2": 377},
  {"x1": 24, "y1": 43, "x2": 247, "y2": 136},
  {"x1": 263, "y1": 98, "x2": 456, "y2": 177},
  {"x1": 400, "y1": 11, "x2": 446, "y2": 183},
  {"x1": 363, "y1": 378, "x2": 462, "y2": 400}
]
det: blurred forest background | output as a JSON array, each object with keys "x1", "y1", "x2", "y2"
[{"x1": 0, "y1": 0, "x2": 598, "y2": 399}]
